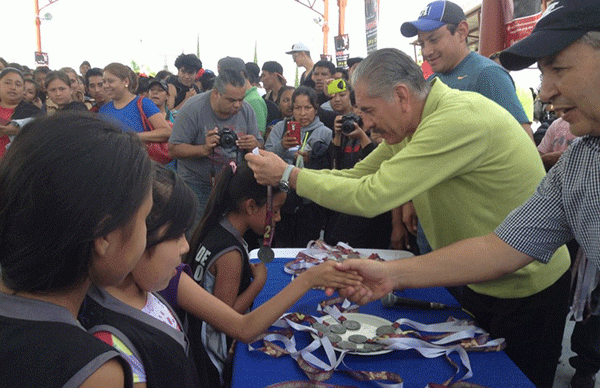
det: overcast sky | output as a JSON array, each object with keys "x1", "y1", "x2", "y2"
[{"x1": 4, "y1": 0, "x2": 537, "y2": 87}]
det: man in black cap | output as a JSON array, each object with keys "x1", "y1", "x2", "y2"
[
  {"x1": 401, "y1": 0, "x2": 532, "y2": 140},
  {"x1": 322, "y1": 2, "x2": 600, "y2": 387},
  {"x1": 261, "y1": 61, "x2": 287, "y2": 103}
]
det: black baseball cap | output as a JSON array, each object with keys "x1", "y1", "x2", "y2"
[
  {"x1": 500, "y1": 0, "x2": 600, "y2": 71},
  {"x1": 262, "y1": 61, "x2": 283, "y2": 75},
  {"x1": 401, "y1": 1, "x2": 465, "y2": 38},
  {"x1": 148, "y1": 78, "x2": 168, "y2": 92},
  {"x1": 347, "y1": 57, "x2": 363, "y2": 68},
  {"x1": 261, "y1": 61, "x2": 286, "y2": 84}
]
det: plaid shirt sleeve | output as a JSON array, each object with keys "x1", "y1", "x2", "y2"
[{"x1": 495, "y1": 156, "x2": 575, "y2": 263}]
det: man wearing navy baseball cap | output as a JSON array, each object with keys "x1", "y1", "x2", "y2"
[
  {"x1": 314, "y1": 2, "x2": 600, "y2": 388},
  {"x1": 401, "y1": 1, "x2": 532, "y2": 139}
]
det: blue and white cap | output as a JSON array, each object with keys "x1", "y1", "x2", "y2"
[{"x1": 401, "y1": 1, "x2": 466, "y2": 38}]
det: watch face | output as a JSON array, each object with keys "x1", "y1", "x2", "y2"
[{"x1": 278, "y1": 181, "x2": 290, "y2": 193}]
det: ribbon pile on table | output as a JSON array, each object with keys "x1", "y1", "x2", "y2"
[
  {"x1": 283, "y1": 240, "x2": 384, "y2": 278},
  {"x1": 250, "y1": 301, "x2": 504, "y2": 388}
]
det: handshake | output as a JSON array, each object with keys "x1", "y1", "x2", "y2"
[{"x1": 303, "y1": 258, "x2": 399, "y2": 306}]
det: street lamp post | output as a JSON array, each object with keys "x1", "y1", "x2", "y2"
[{"x1": 35, "y1": 0, "x2": 59, "y2": 53}]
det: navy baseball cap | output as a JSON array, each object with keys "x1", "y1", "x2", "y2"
[
  {"x1": 401, "y1": 1, "x2": 465, "y2": 38},
  {"x1": 500, "y1": 0, "x2": 600, "y2": 70}
]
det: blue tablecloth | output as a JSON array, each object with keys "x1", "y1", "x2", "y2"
[{"x1": 232, "y1": 254, "x2": 535, "y2": 388}]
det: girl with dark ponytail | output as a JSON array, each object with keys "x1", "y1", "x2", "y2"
[{"x1": 185, "y1": 160, "x2": 285, "y2": 380}]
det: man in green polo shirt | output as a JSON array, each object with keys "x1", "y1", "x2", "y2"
[{"x1": 246, "y1": 47, "x2": 570, "y2": 388}]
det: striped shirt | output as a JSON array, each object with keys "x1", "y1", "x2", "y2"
[{"x1": 496, "y1": 135, "x2": 600, "y2": 267}]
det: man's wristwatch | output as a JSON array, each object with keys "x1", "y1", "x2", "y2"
[{"x1": 278, "y1": 164, "x2": 295, "y2": 193}]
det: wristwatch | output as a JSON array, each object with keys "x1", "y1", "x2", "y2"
[{"x1": 278, "y1": 164, "x2": 295, "y2": 193}]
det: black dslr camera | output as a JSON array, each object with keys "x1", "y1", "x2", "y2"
[
  {"x1": 218, "y1": 127, "x2": 238, "y2": 150},
  {"x1": 340, "y1": 113, "x2": 362, "y2": 134}
]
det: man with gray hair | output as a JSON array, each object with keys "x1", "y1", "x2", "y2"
[
  {"x1": 169, "y1": 69, "x2": 263, "y2": 221},
  {"x1": 246, "y1": 47, "x2": 570, "y2": 387}
]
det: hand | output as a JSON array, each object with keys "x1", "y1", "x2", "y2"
[
  {"x1": 390, "y1": 222, "x2": 411, "y2": 250},
  {"x1": 296, "y1": 149, "x2": 309, "y2": 165},
  {"x1": 250, "y1": 262, "x2": 268, "y2": 286},
  {"x1": 344, "y1": 122, "x2": 368, "y2": 141},
  {"x1": 302, "y1": 260, "x2": 362, "y2": 293},
  {"x1": 185, "y1": 88, "x2": 197, "y2": 100},
  {"x1": 401, "y1": 201, "x2": 418, "y2": 235},
  {"x1": 281, "y1": 131, "x2": 300, "y2": 149},
  {"x1": 203, "y1": 127, "x2": 219, "y2": 155},
  {"x1": 236, "y1": 134, "x2": 259, "y2": 150},
  {"x1": 245, "y1": 149, "x2": 289, "y2": 186},
  {"x1": 326, "y1": 259, "x2": 397, "y2": 305},
  {"x1": 0, "y1": 124, "x2": 19, "y2": 137}
]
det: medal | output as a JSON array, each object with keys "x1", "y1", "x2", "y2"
[{"x1": 258, "y1": 186, "x2": 275, "y2": 263}]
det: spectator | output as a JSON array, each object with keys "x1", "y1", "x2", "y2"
[
  {"x1": 346, "y1": 57, "x2": 363, "y2": 80},
  {"x1": 32, "y1": 66, "x2": 51, "y2": 104},
  {"x1": 136, "y1": 74, "x2": 150, "y2": 98},
  {"x1": 286, "y1": 42, "x2": 314, "y2": 86},
  {"x1": 218, "y1": 57, "x2": 268, "y2": 135},
  {"x1": 0, "y1": 111, "x2": 153, "y2": 387},
  {"x1": 23, "y1": 78, "x2": 42, "y2": 108},
  {"x1": 154, "y1": 69, "x2": 172, "y2": 81},
  {"x1": 246, "y1": 48, "x2": 571, "y2": 388},
  {"x1": 44, "y1": 71, "x2": 88, "y2": 113},
  {"x1": 148, "y1": 78, "x2": 174, "y2": 125},
  {"x1": 402, "y1": 0, "x2": 533, "y2": 140},
  {"x1": 264, "y1": 86, "x2": 332, "y2": 247},
  {"x1": 100, "y1": 62, "x2": 171, "y2": 143},
  {"x1": 168, "y1": 69, "x2": 263, "y2": 223},
  {"x1": 324, "y1": 81, "x2": 391, "y2": 249},
  {"x1": 261, "y1": 61, "x2": 287, "y2": 102},
  {"x1": 60, "y1": 67, "x2": 85, "y2": 103},
  {"x1": 276, "y1": 86, "x2": 295, "y2": 120},
  {"x1": 168, "y1": 53, "x2": 202, "y2": 111},
  {"x1": 79, "y1": 60, "x2": 91, "y2": 76},
  {"x1": 0, "y1": 68, "x2": 40, "y2": 158},
  {"x1": 333, "y1": 67, "x2": 349, "y2": 81},
  {"x1": 84, "y1": 67, "x2": 108, "y2": 113},
  {"x1": 537, "y1": 115, "x2": 576, "y2": 170},
  {"x1": 311, "y1": 59, "x2": 335, "y2": 105},
  {"x1": 196, "y1": 69, "x2": 216, "y2": 92}
]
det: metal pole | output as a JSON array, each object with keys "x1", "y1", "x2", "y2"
[
  {"x1": 35, "y1": 0, "x2": 42, "y2": 52},
  {"x1": 323, "y1": 0, "x2": 329, "y2": 56}
]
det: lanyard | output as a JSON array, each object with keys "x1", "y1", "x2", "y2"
[{"x1": 258, "y1": 186, "x2": 275, "y2": 263}]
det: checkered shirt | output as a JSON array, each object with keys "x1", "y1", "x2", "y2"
[{"x1": 495, "y1": 135, "x2": 600, "y2": 267}]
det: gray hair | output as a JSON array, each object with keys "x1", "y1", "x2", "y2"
[
  {"x1": 351, "y1": 48, "x2": 430, "y2": 100},
  {"x1": 213, "y1": 69, "x2": 246, "y2": 94},
  {"x1": 579, "y1": 31, "x2": 600, "y2": 50}
]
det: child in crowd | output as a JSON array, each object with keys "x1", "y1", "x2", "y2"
[
  {"x1": 23, "y1": 78, "x2": 42, "y2": 108},
  {"x1": 0, "y1": 112, "x2": 154, "y2": 387},
  {"x1": 43, "y1": 70, "x2": 88, "y2": 114},
  {"x1": 81, "y1": 164, "x2": 360, "y2": 388}
]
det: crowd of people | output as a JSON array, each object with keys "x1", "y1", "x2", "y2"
[{"x1": 1, "y1": 0, "x2": 599, "y2": 387}]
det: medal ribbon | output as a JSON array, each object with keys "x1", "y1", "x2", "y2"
[
  {"x1": 262, "y1": 186, "x2": 275, "y2": 249},
  {"x1": 250, "y1": 301, "x2": 503, "y2": 388}
]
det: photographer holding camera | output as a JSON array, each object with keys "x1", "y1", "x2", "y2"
[
  {"x1": 169, "y1": 69, "x2": 263, "y2": 226},
  {"x1": 324, "y1": 79, "x2": 391, "y2": 249},
  {"x1": 328, "y1": 79, "x2": 375, "y2": 169}
]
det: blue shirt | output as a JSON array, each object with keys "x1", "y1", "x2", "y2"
[
  {"x1": 99, "y1": 97, "x2": 160, "y2": 133},
  {"x1": 429, "y1": 52, "x2": 530, "y2": 124}
]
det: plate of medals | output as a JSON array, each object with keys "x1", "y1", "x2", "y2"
[{"x1": 310, "y1": 313, "x2": 398, "y2": 356}]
